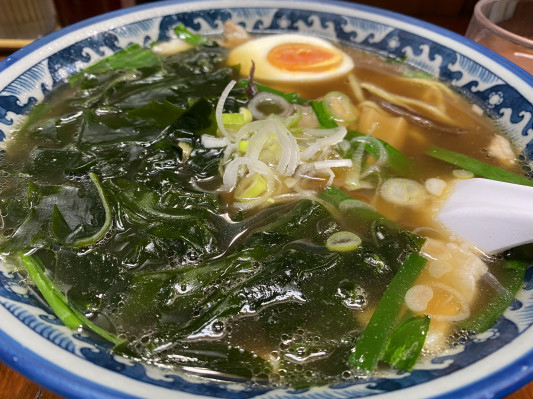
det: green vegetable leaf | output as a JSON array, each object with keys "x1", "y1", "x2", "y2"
[
  {"x1": 310, "y1": 100, "x2": 338, "y2": 129},
  {"x1": 342, "y1": 130, "x2": 414, "y2": 176},
  {"x1": 381, "y1": 315, "x2": 430, "y2": 371},
  {"x1": 0, "y1": 208, "x2": 43, "y2": 253},
  {"x1": 235, "y1": 79, "x2": 308, "y2": 105},
  {"x1": 403, "y1": 70, "x2": 433, "y2": 79},
  {"x1": 19, "y1": 252, "x2": 123, "y2": 345},
  {"x1": 69, "y1": 44, "x2": 160, "y2": 86},
  {"x1": 174, "y1": 24, "x2": 212, "y2": 46},
  {"x1": 259, "y1": 200, "x2": 332, "y2": 240},
  {"x1": 460, "y1": 257, "x2": 528, "y2": 332},
  {"x1": 319, "y1": 186, "x2": 390, "y2": 228},
  {"x1": 348, "y1": 253, "x2": 428, "y2": 371},
  {"x1": 386, "y1": 55, "x2": 408, "y2": 64},
  {"x1": 426, "y1": 146, "x2": 533, "y2": 187},
  {"x1": 118, "y1": 200, "x2": 336, "y2": 338}
]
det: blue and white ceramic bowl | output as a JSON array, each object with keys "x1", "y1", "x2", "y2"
[{"x1": 1, "y1": 0, "x2": 532, "y2": 398}]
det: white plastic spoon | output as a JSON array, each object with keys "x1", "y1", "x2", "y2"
[{"x1": 437, "y1": 178, "x2": 533, "y2": 254}]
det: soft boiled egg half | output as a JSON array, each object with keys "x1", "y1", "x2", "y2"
[{"x1": 227, "y1": 34, "x2": 354, "y2": 86}]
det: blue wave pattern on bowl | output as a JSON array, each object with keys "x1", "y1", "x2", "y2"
[{"x1": 1, "y1": 3, "x2": 533, "y2": 398}]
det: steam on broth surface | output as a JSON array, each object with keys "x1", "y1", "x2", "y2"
[{"x1": 0, "y1": 25, "x2": 529, "y2": 387}]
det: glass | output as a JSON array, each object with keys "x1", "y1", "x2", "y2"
[{"x1": 465, "y1": 0, "x2": 533, "y2": 74}]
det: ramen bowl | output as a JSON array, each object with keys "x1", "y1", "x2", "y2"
[{"x1": 1, "y1": 0, "x2": 533, "y2": 398}]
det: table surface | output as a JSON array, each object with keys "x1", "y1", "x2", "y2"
[{"x1": 0, "y1": 12, "x2": 532, "y2": 399}]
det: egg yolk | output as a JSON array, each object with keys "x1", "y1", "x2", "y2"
[{"x1": 267, "y1": 42, "x2": 343, "y2": 72}]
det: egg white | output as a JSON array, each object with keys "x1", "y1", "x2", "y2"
[{"x1": 227, "y1": 34, "x2": 354, "y2": 84}]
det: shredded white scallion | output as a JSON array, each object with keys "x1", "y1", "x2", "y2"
[
  {"x1": 313, "y1": 159, "x2": 353, "y2": 170},
  {"x1": 303, "y1": 127, "x2": 345, "y2": 138},
  {"x1": 380, "y1": 178, "x2": 427, "y2": 206},
  {"x1": 345, "y1": 140, "x2": 367, "y2": 189},
  {"x1": 285, "y1": 131, "x2": 300, "y2": 176},
  {"x1": 216, "y1": 80, "x2": 237, "y2": 139},
  {"x1": 321, "y1": 168, "x2": 335, "y2": 186},
  {"x1": 244, "y1": 122, "x2": 274, "y2": 161},
  {"x1": 201, "y1": 134, "x2": 229, "y2": 148},
  {"x1": 222, "y1": 157, "x2": 273, "y2": 190},
  {"x1": 351, "y1": 136, "x2": 388, "y2": 179},
  {"x1": 273, "y1": 120, "x2": 298, "y2": 176},
  {"x1": 214, "y1": 83, "x2": 396, "y2": 210},
  {"x1": 300, "y1": 127, "x2": 347, "y2": 161}
]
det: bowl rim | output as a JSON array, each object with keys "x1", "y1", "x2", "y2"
[
  {"x1": 0, "y1": 0, "x2": 533, "y2": 398},
  {"x1": 0, "y1": 325, "x2": 134, "y2": 399},
  {"x1": 1, "y1": 0, "x2": 532, "y2": 86}
]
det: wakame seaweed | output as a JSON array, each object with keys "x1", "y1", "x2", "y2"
[
  {"x1": 0, "y1": 36, "x2": 424, "y2": 382},
  {"x1": 1, "y1": 33, "x2": 529, "y2": 388}
]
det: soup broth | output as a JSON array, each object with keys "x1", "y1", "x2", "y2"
[{"x1": 0, "y1": 27, "x2": 529, "y2": 388}]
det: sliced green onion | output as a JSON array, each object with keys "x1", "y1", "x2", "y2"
[
  {"x1": 71, "y1": 173, "x2": 113, "y2": 248},
  {"x1": 248, "y1": 92, "x2": 291, "y2": 120},
  {"x1": 348, "y1": 253, "x2": 428, "y2": 371},
  {"x1": 425, "y1": 178, "x2": 447, "y2": 196},
  {"x1": 234, "y1": 173, "x2": 267, "y2": 201},
  {"x1": 426, "y1": 146, "x2": 533, "y2": 187},
  {"x1": 326, "y1": 231, "x2": 362, "y2": 252},
  {"x1": 320, "y1": 186, "x2": 386, "y2": 225},
  {"x1": 452, "y1": 169, "x2": 474, "y2": 179},
  {"x1": 222, "y1": 113, "x2": 245, "y2": 125},
  {"x1": 380, "y1": 178, "x2": 426, "y2": 206},
  {"x1": 238, "y1": 140, "x2": 249, "y2": 153},
  {"x1": 323, "y1": 91, "x2": 357, "y2": 123},
  {"x1": 284, "y1": 107, "x2": 303, "y2": 129},
  {"x1": 310, "y1": 100, "x2": 338, "y2": 129},
  {"x1": 341, "y1": 130, "x2": 414, "y2": 176},
  {"x1": 222, "y1": 107, "x2": 252, "y2": 128},
  {"x1": 403, "y1": 70, "x2": 433, "y2": 79}
]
